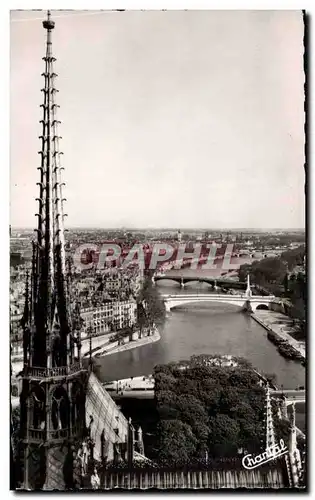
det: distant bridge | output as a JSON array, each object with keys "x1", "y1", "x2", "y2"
[
  {"x1": 155, "y1": 249, "x2": 282, "y2": 274},
  {"x1": 270, "y1": 389, "x2": 305, "y2": 405},
  {"x1": 270, "y1": 389, "x2": 306, "y2": 436},
  {"x1": 154, "y1": 276, "x2": 246, "y2": 289},
  {"x1": 162, "y1": 293, "x2": 279, "y2": 312}
]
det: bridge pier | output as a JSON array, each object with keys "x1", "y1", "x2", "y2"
[
  {"x1": 180, "y1": 278, "x2": 185, "y2": 289},
  {"x1": 164, "y1": 301, "x2": 171, "y2": 313},
  {"x1": 244, "y1": 300, "x2": 253, "y2": 313}
]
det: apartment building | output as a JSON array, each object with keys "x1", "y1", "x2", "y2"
[{"x1": 81, "y1": 300, "x2": 137, "y2": 336}]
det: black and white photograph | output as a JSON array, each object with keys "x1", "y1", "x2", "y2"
[{"x1": 9, "y1": 8, "x2": 306, "y2": 491}]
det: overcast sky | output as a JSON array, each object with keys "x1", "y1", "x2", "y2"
[{"x1": 10, "y1": 10, "x2": 305, "y2": 229}]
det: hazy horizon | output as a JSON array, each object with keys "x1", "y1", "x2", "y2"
[
  {"x1": 10, "y1": 10, "x2": 305, "y2": 230},
  {"x1": 10, "y1": 224, "x2": 305, "y2": 232}
]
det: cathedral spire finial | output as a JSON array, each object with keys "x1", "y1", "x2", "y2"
[{"x1": 43, "y1": 10, "x2": 55, "y2": 30}]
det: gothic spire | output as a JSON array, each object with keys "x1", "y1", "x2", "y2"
[
  {"x1": 18, "y1": 12, "x2": 87, "y2": 491},
  {"x1": 30, "y1": 9, "x2": 71, "y2": 368}
]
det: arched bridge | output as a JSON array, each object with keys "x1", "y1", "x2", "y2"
[
  {"x1": 162, "y1": 293, "x2": 279, "y2": 312},
  {"x1": 154, "y1": 276, "x2": 246, "y2": 289}
]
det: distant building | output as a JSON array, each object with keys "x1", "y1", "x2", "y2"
[
  {"x1": 103, "y1": 267, "x2": 142, "y2": 297},
  {"x1": 81, "y1": 300, "x2": 137, "y2": 336}
]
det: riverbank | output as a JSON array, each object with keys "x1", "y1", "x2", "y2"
[
  {"x1": 86, "y1": 327, "x2": 161, "y2": 359},
  {"x1": 81, "y1": 332, "x2": 113, "y2": 356},
  {"x1": 103, "y1": 374, "x2": 155, "y2": 399},
  {"x1": 251, "y1": 311, "x2": 305, "y2": 364},
  {"x1": 95, "y1": 328, "x2": 161, "y2": 357}
]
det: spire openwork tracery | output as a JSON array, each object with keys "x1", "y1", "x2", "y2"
[{"x1": 25, "y1": 10, "x2": 73, "y2": 369}]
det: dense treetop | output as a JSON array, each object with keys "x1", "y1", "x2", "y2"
[{"x1": 152, "y1": 356, "x2": 283, "y2": 465}]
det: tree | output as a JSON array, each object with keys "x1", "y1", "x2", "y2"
[
  {"x1": 238, "y1": 264, "x2": 252, "y2": 283},
  {"x1": 156, "y1": 390, "x2": 179, "y2": 420},
  {"x1": 157, "y1": 420, "x2": 198, "y2": 464},
  {"x1": 253, "y1": 257, "x2": 287, "y2": 285},
  {"x1": 176, "y1": 394, "x2": 209, "y2": 429},
  {"x1": 240, "y1": 257, "x2": 287, "y2": 289},
  {"x1": 208, "y1": 414, "x2": 241, "y2": 457},
  {"x1": 238, "y1": 417, "x2": 264, "y2": 453},
  {"x1": 155, "y1": 372, "x2": 176, "y2": 393},
  {"x1": 219, "y1": 386, "x2": 244, "y2": 413},
  {"x1": 263, "y1": 373, "x2": 277, "y2": 387},
  {"x1": 153, "y1": 364, "x2": 172, "y2": 377},
  {"x1": 228, "y1": 370, "x2": 260, "y2": 389},
  {"x1": 137, "y1": 276, "x2": 166, "y2": 328},
  {"x1": 175, "y1": 377, "x2": 198, "y2": 396},
  {"x1": 198, "y1": 384, "x2": 222, "y2": 416},
  {"x1": 281, "y1": 246, "x2": 305, "y2": 271},
  {"x1": 290, "y1": 297, "x2": 305, "y2": 322},
  {"x1": 153, "y1": 357, "x2": 267, "y2": 463}
]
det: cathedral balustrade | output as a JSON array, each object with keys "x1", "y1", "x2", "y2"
[
  {"x1": 49, "y1": 427, "x2": 72, "y2": 441},
  {"x1": 28, "y1": 428, "x2": 45, "y2": 442},
  {"x1": 28, "y1": 423, "x2": 82, "y2": 443},
  {"x1": 25, "y1": 362, "x2": 82, "y2": 379}
]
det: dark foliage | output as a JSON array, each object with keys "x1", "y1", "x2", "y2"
[
  {"x1": 239, "y1": 258, "x2": 287, "y2": 290},
  {"x1": 238, "y1": 247, "x2": 306, "y2": 330},
  {"x1": 153, "y1": 359, "x2": 273, "y2": 464},
  {"x1": 137, "y1": 276, "x2": 166, "y2": 328},
  {"x1": 281, "y1": 246, "x2": 305, "y2": 271}
]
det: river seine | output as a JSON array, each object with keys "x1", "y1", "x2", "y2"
[
  {"x1": 96, "y1": 284, "x2": 305, "y2": 390},
  {"x1": 94, "y1": 283, "x2": 305, "y2": 431}
]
